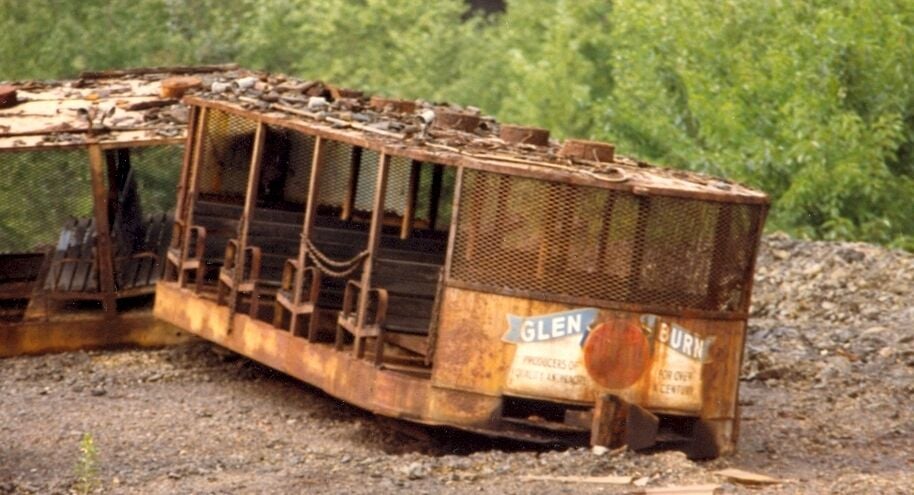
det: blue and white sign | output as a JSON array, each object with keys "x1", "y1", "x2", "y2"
[
  {"x1": 503, "y1": 307, "x2": 601, "y2": 402},
  {"x1": 640, "y1": 314, "x2": 713, "y2": 363},
  {"x1": 503, "y1": 308, "x2": 599, "y2": 344}
]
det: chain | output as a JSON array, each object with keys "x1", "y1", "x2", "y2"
[{"x1": 304, "y1": 239, "x2": 369, "y2": 278}]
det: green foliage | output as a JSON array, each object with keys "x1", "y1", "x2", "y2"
[
  {"x1": 601, "y1": 0, "x2": 914, "y2": 246},
  {"x1": 1, "y1": 0, "x2": 913, "y2": 249},
  {"x1": 236, "y1": 0, "x2": 484, "y2": 102},
  {"x1": 74, "y1": 432, "x2": 100, "y2": 495}
]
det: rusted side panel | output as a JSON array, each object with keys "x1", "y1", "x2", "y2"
[
  {"x1": 432, "y1": 286, "x2": 745, "y2": 420},
  {"x1": 432, "y1": 287, "x2": 568, "y2": 396},
  {"x1": 426, "y1": 386, "x2": 502, "y2": 427},
  {"x1": 0, "y1": 313, "x2": 191, "y2": 357},
  {"x1": 154, "y1": 276, "x2": 744, "y2": 454},
  {"x1": 155, "y1": 282, "x2": 446, "y2": 423}
]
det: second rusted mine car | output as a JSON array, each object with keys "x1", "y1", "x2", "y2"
[{"x1": 155, "y1": 72, "x2": 768, "y2": 458}]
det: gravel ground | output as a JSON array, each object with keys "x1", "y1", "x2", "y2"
[{"x1": 1, "y1": 234, "x2": 912, "y2": 494}]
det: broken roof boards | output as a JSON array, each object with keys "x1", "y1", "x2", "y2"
[
  {"x1": 0, "y1": 64, "x2": 236, "y2": 150},
  {"x1": 175, "y1": 70, "x2": 767, "y2": 206}
]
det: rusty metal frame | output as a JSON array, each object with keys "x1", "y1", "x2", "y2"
[
  {"x1": 225, "y1": 122, "x2": 267, "y2": 330},
  {"x1": 176, "y1": 107, "x2": 210, "y2": 289},
  {"x1": 340, "y1": 145, "x2": 362, "y2": 221},
  {"x1": 442, "y1": 167, "x2": 464, "y2": 283},
  {"x1": 443, "y1": 279, "x2": 749, "y2": 321},
  {"x1": 0, "y1": 311, "x2": 192, "y2": 358},
  {"x1": 88, "y1": 143, "x2": 117, "y2": 315},
  {"x1": 353, "y1": 152, "x2": 390, "y2": 359},
  {"x1": 296, "y1": 137, "x2": 327, "y2": 339},
  {"x1": 150, "y1": 90, "x2": 770, "y2": 458}
]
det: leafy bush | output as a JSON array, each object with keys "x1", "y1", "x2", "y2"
[{"x1": 1, "y1": 0, "x2": 912, "y2": 249}]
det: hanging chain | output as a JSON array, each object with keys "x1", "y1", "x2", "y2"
[{"x1": 304, "y1": 238, "x2": 369, "y2": 278}]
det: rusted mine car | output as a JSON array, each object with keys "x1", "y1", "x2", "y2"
[
  {"x1": 0, "y1": 65, "x2": 236, "y2": 355},
  {"x1": 155, "y1": 72, "x2": 769, "y2": 458}
]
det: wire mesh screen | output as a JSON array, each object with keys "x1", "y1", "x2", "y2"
[
  {"x1": 383, "y1": 155, "x2": 412, "y2": 215},
  {"x1": 317, "y1": 140, "x2": 354, "y2": 208},
  {"x1": 197, "y1": 109, "x2": 257, "y2": 199},
  {"x1": 281, "y1": 132, "x2": 316, "y2": 205},
  {"x1": 130, "y1": 145, "x2": 184, "y2": 215},
  {"x1": 0, "y1": 148, "x2": 94, "y2": 253},
  {"x1": 354, "y1": 148, "x2": 380, "y2": 212},
  {"x1": 449, "y1": 169, "x2": 763, "y2": 313}
]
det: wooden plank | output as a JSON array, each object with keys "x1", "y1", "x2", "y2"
[
  {"x1": 62, "y1": 220, "x2": 88, "y2": 291},
  {"x1": 45, "y1": 219, "x2": 70, "y2": 291},
  {"x1": 193, "y1": 200, "x2": 243, "y2": 217},
  {"x1": 247, "y1": 220, "x2": 303, "y2": 239},
  {"x1": 252, "y1": 206, "x2": 304, "y2": 225},
  {"x1": 712, "y1": 468, "x2": 781, "y2": 486},
  {"x1": 50, "y1": 219, "x2": 81, "y2": 291},
  {"x1": 384, "y1": 296, "x2": 435, "y2": 317},
  {"x1": 80, "y1": 227, "x2": 99, "y2": 293}
]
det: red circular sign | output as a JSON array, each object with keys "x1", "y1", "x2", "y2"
[{"x1": 583, "y1": 320, "x2": 650, "y2": 389}]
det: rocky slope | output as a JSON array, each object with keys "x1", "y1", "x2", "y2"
[{"x1": 0, "y1": 234, "x2": 911, "y2": 494}]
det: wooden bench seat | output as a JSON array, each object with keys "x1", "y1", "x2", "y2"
[
  {"x1": 46, "y1": 213, "x2": 173, "y2": 297},
  {"x1": 337, "y1": 258, "x2": 443, "y2": 365},
  {"x1": 45, "y1": 218, "x2": 97, "y2": 293},
  {"x1": 175, "y1": 201, "x2": 448, "y2": 351},
  {"x1": 113, "y1": 212, "x2": 172, "y2": 295}
]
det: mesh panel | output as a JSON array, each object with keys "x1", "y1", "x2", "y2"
[
  {"x1": 130, "y1": 145, "x2": 184, "y2": 214},
  {"x1": 384, "y1": 155, "x2": 412, "y2": 215},
  {"x1": 450, "y1": 170, "x2": 763, "y2": 313},
  {"x1": 350, "y1": 152, "x2": 411, "y2": 215},
  {"x1": 197, "y1": 109, "x2": 257, "y2": 198},
  {"x1": 317, "y1": 140, "x2": 354, "y2": 207},
  {"x1": 0, "y1": 148, "x2": 94, "y2": 253},
  {"x1": 282, "y1": 132, "x2": 316, "y2": 205},
  {"x1": 354, "y1": 148, "x2": 380, "y2": 212}
]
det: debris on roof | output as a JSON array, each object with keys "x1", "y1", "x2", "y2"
[
  {"x1": 182, "y1": 70, "x2": 768, "y2": 203},
  {"x1": 0, "y1": 64, "x2": 237, "y2": 150},
  {"x1": 0, "y1": 64, "x2": 766, "y2": 202}
]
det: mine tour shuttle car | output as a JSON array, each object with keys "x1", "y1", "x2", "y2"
[
  {"x1": 0, "y1": 65, "x2": 237, "y2": 356},
  {"x1": 156, "y1": 73, "x2": 769, "y2": 458}
]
